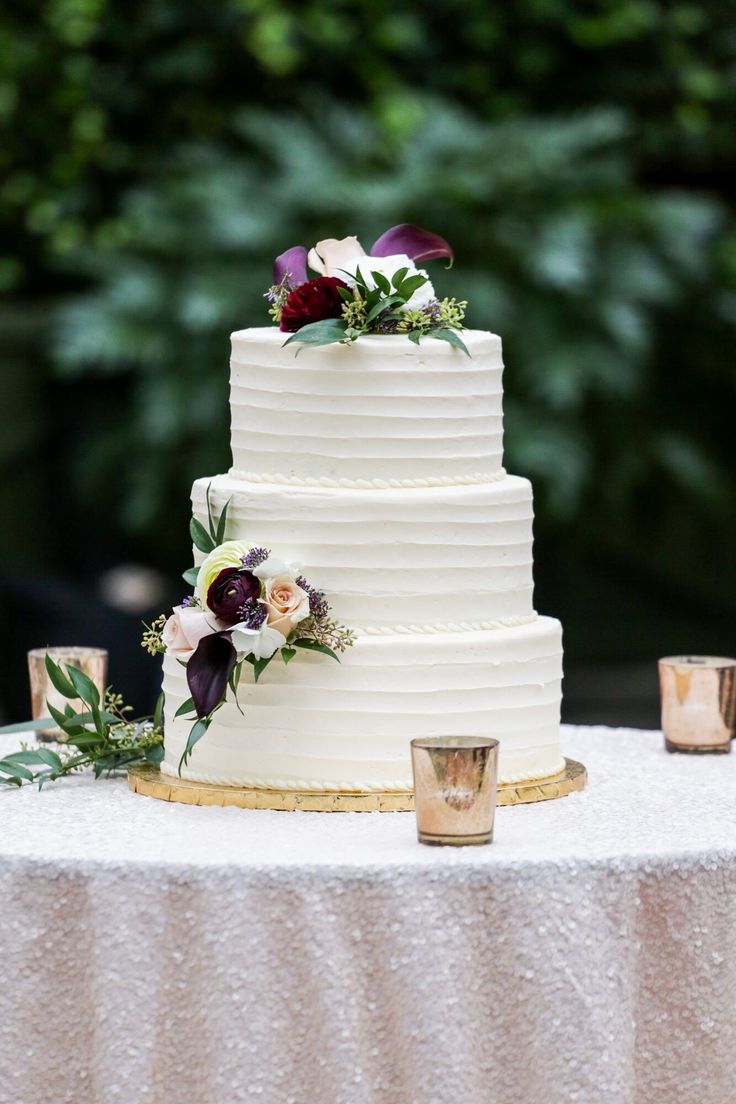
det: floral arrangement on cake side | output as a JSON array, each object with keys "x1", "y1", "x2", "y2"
[
  {"x1": 142, "y1": 487, "x2": 355, "y2": 770},
  {"x1": 266, "y1": 222, "x2": 469, "y2": 355}
]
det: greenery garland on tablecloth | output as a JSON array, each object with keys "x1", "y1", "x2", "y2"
[{"x1": 0, "y1": 655, "x2": 163, "y2": 789}]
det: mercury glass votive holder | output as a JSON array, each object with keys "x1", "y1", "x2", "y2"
[
  {"x1": 28, "y1": 647, "x2": 108, "y2": 742},
  {"x1": 659, "y1": 655, "x2": 736, "y2": 754},
  {"x1": 410, "y1": 736, "x2": 499, "y2": 846}
]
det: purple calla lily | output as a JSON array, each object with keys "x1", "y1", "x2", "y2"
[
  {"x1": 370, "y1": 223, "x2": 454, "y2": 266},
  {"x1": 273, "y1": 245, "x2": 308, "y2": 287},
  {"x1": 187, "y1": 630, "x2": 238, "y2": 718}
]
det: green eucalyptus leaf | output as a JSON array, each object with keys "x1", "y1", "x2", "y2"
[
  {"x1": 33, "y1": 748, "x2": 64, "y2": 770},
  {"x1": 44, "y1": 655, "x2": 77, "y2": 699},
  {"x1": 174, "y1": 696, "x2": 195, "y2": 719},
  {"x1": 431, "y1": 328, "x2": 471, "y2": 356},
  {"x1": 215, "y1": 497, "x2": 232, "y2": 545},
  {"x1": 66, "y1": 665, "x2": 100, "y2": 709},
  {"x1": 190, "y1": 516, "x2": 215, "y2": 554},
  {"x1": 64, "y1": 732, "x2": 101, "y2": 748},
  {"x1": 394, "y1": 274, "x2": 428, "y2": 300},
  {"x1": 291, "y1": 639, "x2": 341, "y2": 662},
  {"x1": 228, "y1": 663, "x2": 245, "y2": 715},
  {"x1": 47, "y1": 700, "x2": 76, "y2": 732},
  {"x1": 281, "y1": 647, "x2": 296, "y2": 666},
  {"x1": 0, "y1": 758, "x2": 34, "y2": 781},
  {"x1": 65, "y1": 709, "x2": 118, "y2": 727},
  {"x1": 371, "y1": 270, "x2": 391, "y2": 295},
  {"x1": 178, "y1": 716, "x2": 210, "y2": 774},
  {"x1": 1, "y1": 748, "x2": 63, "y2": 771},
  {"x1": 365, "y1": 295, "x2": 403, "y2": 323},
  {"x1": 182, "y1": 566, "x2": 200, "y2": 586},
  {"x1": 364, "y1": 285, "x2": 383, "y2": 310},
  {"x1": 253, "y1": 654, "x2": 275, "y2": 683},
  {"x1": 153, "y1": 691, "x2": 165, "y2": 729},
  {"x1": 282, "y1": 319, "x2": 347, "y2": 354},
  {"x1": 0, "y1": 750, "x2": 45, "y2": 768},
  {"x1": 205, "y1": 482, "x2": 216, "y2": 541},
  {"x1": 407, "y1": 330, "x2": 422, "y2": 345},
  {"x1": 145, "y1": 744, "x2": 165, "y2": 765},
  {"x1": 92, "y1": 752, "x2": 132, "y2": 778},
  {"x1": 91, "y1": 700, "x2": 105, "y2": 738}
]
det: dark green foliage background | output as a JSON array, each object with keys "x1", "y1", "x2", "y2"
[{"x1": 1, "y1": 0, "x2": 734, "y2": 693}]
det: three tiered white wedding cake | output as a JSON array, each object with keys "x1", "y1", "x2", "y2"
[{"x1": 161, "y1": 319, "x2": 564, "y2": 792}]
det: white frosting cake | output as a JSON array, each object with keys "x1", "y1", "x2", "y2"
[{"x1": 162, "y1": 327, "x2": 564, "y2": 790}]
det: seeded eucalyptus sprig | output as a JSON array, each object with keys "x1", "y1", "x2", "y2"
[
  {"x1": 282, "y1": 266, "x2": 470, "y2": 355},
  {"x1": 0, "y1": 655, "x2": 164, "y2": 789}
]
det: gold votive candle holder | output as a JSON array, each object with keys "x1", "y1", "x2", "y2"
[
  {"x1": 659, "y1": 655, "x2": 736, "y2": 754},
  {"x1": 410, "y1": 736, "x2": 499, "y2": 846},
  {"x1": 28, "y1": 646, "x2": 108, "y2": 742}
]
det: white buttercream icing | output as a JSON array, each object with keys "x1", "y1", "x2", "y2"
[
  {"x1": 191, "y1": 472, "x2": 537, "y2": 629},
  {"x1": 229, "y1": 328, "x2": 505, "y2": 483},
  {"x1": 162, "y1": 618, "x2": 564, "y2": 790}
]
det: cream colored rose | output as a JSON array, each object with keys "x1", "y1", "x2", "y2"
[
  {"x1": 162, "y1": 606, "x2": 223, "y2": 654},
  {"x1": 196, "y1": 540, "x2": 252, "y2": 610},
  {"x1": 262, "y1": 574, "x2": 310, "y2": 637},
  {"x1": 307, "y1": 235, "x2": 365, "y2": 278}
]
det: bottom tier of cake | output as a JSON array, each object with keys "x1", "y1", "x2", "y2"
[{"x1": 161, "y1": 616, "x2": 564, "y2": 792}]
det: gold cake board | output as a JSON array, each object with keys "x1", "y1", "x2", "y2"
[{"x1": 127, "y1": 758, "x2": 586, "y2": 812}]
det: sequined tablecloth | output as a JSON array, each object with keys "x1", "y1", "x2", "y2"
[{"x1": 1, "y1": 724, "x2": 736, "y2": 1104}]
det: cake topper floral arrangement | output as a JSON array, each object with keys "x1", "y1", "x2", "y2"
[
  {"x1": 142, "y1": 487, "x2": 355, "y2": 770},
  {"x1": 266, "y1": 223, "x2": 469, "y2": 355}
]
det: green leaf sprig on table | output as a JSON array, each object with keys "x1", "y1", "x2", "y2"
[{"x1": 0, "y1": 655, "x2": 164, "y2": 789}]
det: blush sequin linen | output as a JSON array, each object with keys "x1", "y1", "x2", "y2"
[{"x1": 1, "y1": 726, "x2": 736, "y2": 1104}]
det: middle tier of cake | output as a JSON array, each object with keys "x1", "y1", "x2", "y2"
[{"x1": 192, "y1": 472, "x2": 537, "y2": 630}]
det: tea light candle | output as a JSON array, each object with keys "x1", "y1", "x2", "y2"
[
  {"x1": 659, "y1": 655, "x2": 736, "y2": 754},
  {"x1": 28, "y1": 647, "x2": 108, "y2": 742},
  {"x1": 410, "y1": 736, "x2": 499, "y2": 846}
]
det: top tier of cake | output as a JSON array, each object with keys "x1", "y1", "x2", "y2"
[{"x1": 229, "y1": 328, "x2": 504, "y2": 485}]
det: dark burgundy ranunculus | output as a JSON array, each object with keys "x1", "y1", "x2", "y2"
[
  {"x1": 280, "y1": 276, "x2": 349, "y2": 333},
  {"x1": 207, "y1": 568, "x2": 260, "y2": 624}
]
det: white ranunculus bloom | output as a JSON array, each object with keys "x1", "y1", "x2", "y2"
[
  {"x1": 253, "y1": 555, "x2": 299, "y2": 581},
  {"x1": 342, "y1": 253, "x2": 436, "y2": 312},
  {"x1": 307, "y1": 235, "x2": 365, "y2": 277},
  {"x1": 231, "y1": 623, "x2": 287, "y2": 661}
]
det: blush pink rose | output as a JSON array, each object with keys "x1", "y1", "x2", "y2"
[
  {"x1": 262, "y1": 575, "x2": 310, "y2": 637},
  {"x1": 162, "y1": 606, "x2": 224, "y2": 654}
]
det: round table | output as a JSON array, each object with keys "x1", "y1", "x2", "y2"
[{"x1": 1, "y1": 725, "x2": 735, "y2": 1104}]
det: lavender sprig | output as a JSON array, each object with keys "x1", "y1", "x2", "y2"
[
  {"x1": 237, "y1": 598, "x2": 268, "y2": 630},
  {"x1": 242, "y1": 546, "x2": 270, "y2": 570},
  {"x1": 296, "y1": 575, "x2": 331, "y2": 621}
]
